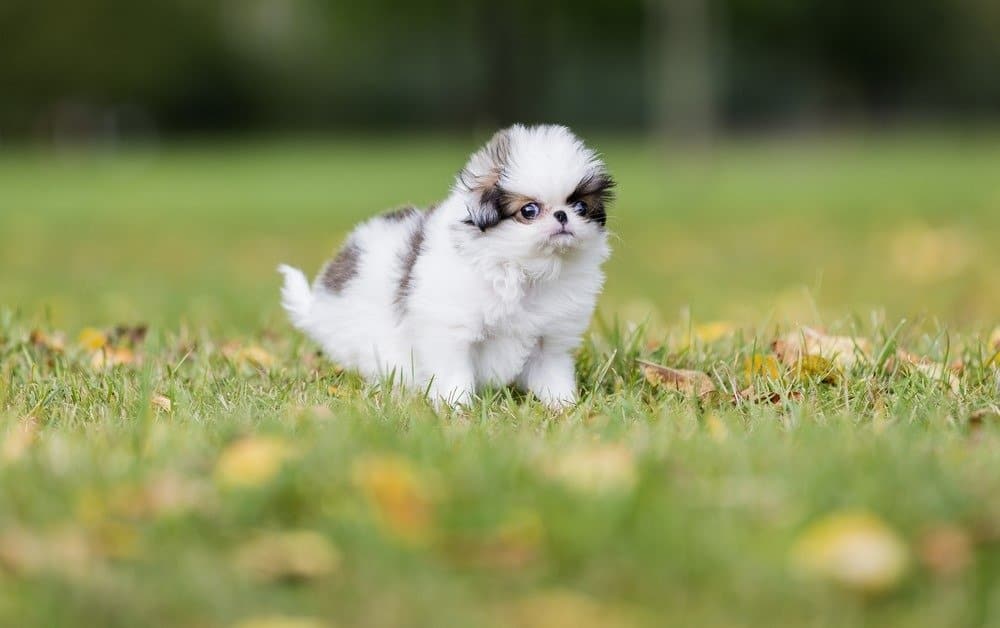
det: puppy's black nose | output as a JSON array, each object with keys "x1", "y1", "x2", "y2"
[{"x1": 553, "y1": 210, "x2": 568, "y2": 224}]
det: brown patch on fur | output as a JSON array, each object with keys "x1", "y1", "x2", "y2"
[
  {"x1": 394, "y1": 212, "x2": 431, "y2": 313},
  {"x1": 320, "y1": 241, "x2": 361, "y2": 293},
  {"x1": 381, "y1": 206, "x2": 419, "y2": 222},
  {"x1": 458, "y1": 129, "x2": 513, "y2": 231}
]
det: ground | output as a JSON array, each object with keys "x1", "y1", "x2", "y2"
[{"x1": 1, "y1": 132, "x2": 999, "y2": 627}]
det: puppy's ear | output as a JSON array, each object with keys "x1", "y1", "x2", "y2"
[{"x1": 456, "y1": 127, "x2": 516, "y2": 230}]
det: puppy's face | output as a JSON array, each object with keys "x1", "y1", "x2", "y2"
[{"x1": 456, "y1": 125, "x2": 614, "y2": 261}]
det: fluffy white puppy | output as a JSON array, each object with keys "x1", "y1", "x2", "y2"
[{"x1": 279, "y1": 124, "x2": 614, "y2": 407}]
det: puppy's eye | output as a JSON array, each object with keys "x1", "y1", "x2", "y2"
[
  {"x1": 571, "y1": 200, "x2": 588, "y2": 215},
  {"x1": 520, "y1": 203, "x2": 540, "y2": 220}
]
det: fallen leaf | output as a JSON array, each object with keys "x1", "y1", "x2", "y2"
[
  {"x1": 542, "y1": 443, "x2": 637, "y2": 494},
  {"x1": 77, "y1": 327, "x2": 108, "y2": 350},
  {"x1": 693, "y1": 321, "x2": 736, "y2": 344},
  {"x1": 790, "y1": 511, "x2": 909, "y2": 593},
  {"x1": 896, "y1": 351, "x2": 960, "y2": 394},
  {"x1": 795, "y1": 354, "x2": 840, "y2": 384},
  {"x1": 234, "y1": 530, "x2": 340, "y2": 582},
  {"x1": 109, "y1": 324, "x2": 148, "y2": 347},
  {"x1": 215, "y1": 437, "x2": 296, "y2": 488},
  {"x1": 638, "y1": 360, "x2": 716, "y2": 397},
  {"x1": 30, "y1": 329, "x2": 66, "y2": 352},
  {"x1": 917, "y1": 524, "x2": 972, "y2": 578},
  {"x1": 151, "y1": 394, "x2": 172, "y2": 413},
  {"x1": 353, "y1": 454, "x2": 436, "y2": 546},
  {"x1": 774, "y1": 327, "x2": 871, "y2": 370},
  {"x1": 236, "y1": 345, "x2": 274, "y2": 369},
  {"x1": 734, "y1": 388, "x2": 803, "y2": 405},
  {"x1": 744, "y1": 354, "x2": 780, "y2": 383},
  {"x1": 90, "y1": 346, "x2": 136, "y2": 369},
  {"x1": 2, "y1": 416, "x2": 39, "y2": 463}
]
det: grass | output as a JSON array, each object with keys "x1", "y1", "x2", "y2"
[{"x1": 1, "y1": 132, "x2": 999, "y2": 627}]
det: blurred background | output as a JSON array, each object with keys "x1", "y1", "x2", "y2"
[{"x1": 1, "y1": 0, "x2": 999, "y2": 331}]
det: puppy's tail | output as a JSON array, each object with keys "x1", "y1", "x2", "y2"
[{"x1": 277, "y1": 264, "x2": 314, "y2": 330}]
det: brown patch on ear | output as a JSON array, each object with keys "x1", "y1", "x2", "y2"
[
  {"x1": 568, "y1": 173, "x2": 615, "y2": 227},
  {"x1": 457, "y1": 129, "x2": 514, "y2": 230},
  {"x1": 321, "y1": 241, "x2": 362, "y2": 293}
]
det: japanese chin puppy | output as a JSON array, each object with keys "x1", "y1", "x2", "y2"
[{"x1": 278, "y1": 124, "x2": 614, "y2": 407}]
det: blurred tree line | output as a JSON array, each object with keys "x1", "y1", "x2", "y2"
[{"x1": 1, "y1": 0, "x2": 998, "y2": 140}]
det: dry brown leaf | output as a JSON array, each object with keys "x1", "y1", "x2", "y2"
[
  {"x1": 734, "y1": 388, "x2": 803, "y2": 405},
  {"x1": 638, "y1": 360, "x2": 716, "y2": 397},
  {"x1": 151, "y1": 394, "x2": 172, "y2": 413},
  {"x1": 896, "y1": 351, "x2": 960, "y2": 394},
  {"x1": 917, "y1": 524, "x2": 972, "y2": 578},
  {"x1": 234, "y1": 530, "x2": 340, "y2": 582},
  {"x1": 773, "y1": 327, "x2": 870, "y2": 370},
  {"x1": 30, "y1": 329, "x2": 66, "y2": 353},
  {"x1": 90, "y1": 346, "x2": 137, "y2": 369},
  {"x1": 109, "y1": 324, "x2": 148, "y2": 347},
  {"x1": 241, "y1": 345, "x2": 275, "y2": 368}
]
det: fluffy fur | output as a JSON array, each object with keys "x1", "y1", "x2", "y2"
[{"x1": 279, "y1": 124, "x2": 614, "y2": 407}]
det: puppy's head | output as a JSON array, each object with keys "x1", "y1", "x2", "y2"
[{"x1": 455, "y1": 125, "x2": 614, "y2": 260}]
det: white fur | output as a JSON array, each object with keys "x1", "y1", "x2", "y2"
[{"x1": 279, "y1": 124, "x2": 612, "y2": 407}]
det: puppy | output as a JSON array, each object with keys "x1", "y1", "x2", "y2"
[{"x1": 279, "y1": 124, "x2": 614, "y2": 407}]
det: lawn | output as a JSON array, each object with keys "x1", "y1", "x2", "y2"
[{"x1": 1, "y1": 132, "x2": 999, "y2": 627}]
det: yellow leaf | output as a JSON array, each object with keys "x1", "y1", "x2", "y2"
[
  {"x1": 774, "y1": 327, "x2": 870, "y2": 370},
  {"x1": 352, "y1": 454, "x2": 436, "y2": 546},
  {"x1": 743, "y1": 354, "x2": 780, "y2": 382},
  {"x1": 77, "y1": 327, "x2": 108, "y2": 350},
  {"x1": 215, "y1": 437, "x2": 295, "y2": 488},
  {"x1": 151, "y1": 394, "x2": 172, "y2": 413},
  {"x1": 988, "y1": 328, "x2": 1000, "y2": 367},
  {"x1": 638, "y1": 360, "x2": 716, "y2": 397},
  {"x1": 795, "y1": 354, "x2": 840, "y2": 384},
  {"x1": 693, "y1": 321, "x2": 736, "y2": 344},
  {"x1": 542, "y1": 443, "x2": 637, "y2": 494},
  {"x1": 234, "y1": 530, "x2": 340, "y2": 582},
  {"x1": 240, "y1": 345, "x2": 275, "y2": 369},
  {"x1": 790, "y1": 511, "x2": 908, "y2": 593}
]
